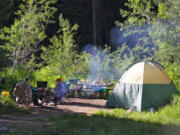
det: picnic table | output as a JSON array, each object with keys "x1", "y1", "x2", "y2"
[
  {"x1": 69, "y1": 83, "x2": 114, "y2": 99},
  {"x1": 85, "y1": 84, "x2": 114, "y2": 99}
]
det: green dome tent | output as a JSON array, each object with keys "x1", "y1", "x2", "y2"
[{"x1": 106, "y1": 61, "x2": 178, "y2": 112}]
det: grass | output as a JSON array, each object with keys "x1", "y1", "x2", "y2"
[
  {"x1": 9, "y1": 114, "x2": 162, "y2": 135},
  {"x1": 9, "y1": 95, "x2": 180, "y2": 135},
  {"x1": 10, "y1": 113, "x2": 180, "y2": 135},
  {"x1": 0, "y1": 96, "x2": 27, "y2": 115},
  {"x1": 96, "y1": 95, "x2": 180, "y2": 125}
]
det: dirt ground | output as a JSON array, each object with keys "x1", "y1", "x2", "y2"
[{"x1": 0, "y1": 98, "x2": 107, "y2": 130}]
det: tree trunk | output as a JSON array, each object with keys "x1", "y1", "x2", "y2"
[
  {"x1": 11, "y1": 49, "x2": 17, "y2": 74},
  {"x1": 11, "y1": 60, "x2": 16, "y2": 74},
  {"x1": 92, "y1": 0, "x2": 97, "y2": 45}
]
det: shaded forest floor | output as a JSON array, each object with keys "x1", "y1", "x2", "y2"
[{"x1": 0, "y1": 98, "x2": 107, "y2": 133}]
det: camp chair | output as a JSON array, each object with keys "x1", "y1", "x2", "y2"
[{"x1": 37, "y1": 81, "x2": 47, "y2": 88}]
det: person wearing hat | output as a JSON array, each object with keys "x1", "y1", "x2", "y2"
[
  {"x1": 13, "y1": 77, "x2": 32, "y2": 105},
  {"x1": 54, "y1": 78, "x2": 62, "y2": 105},
  {"x1": 54, "y1": 78, "x2": 68, "y2": 105}
]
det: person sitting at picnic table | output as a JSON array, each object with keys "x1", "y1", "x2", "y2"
[
  {"x1": 82, "y1": 79, "x2": 93, "y2": 98},
  {"x1": 69, "y1": 80, "x2": 83, "y2": 97},
  {"x1": 76, "y1": 80, "x2": 83, "y2": 97},
  {"x1": 92, "y1": 80, "x2": 102, "y2": 98},
  {"x1": 82, "y1": 79, "x2": 88, "y2": 97}
]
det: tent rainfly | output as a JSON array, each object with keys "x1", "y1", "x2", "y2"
[{"x1": 106, "y1": 61, "x2": 178, "y2": 112}]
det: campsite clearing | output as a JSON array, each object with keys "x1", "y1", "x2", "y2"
[
  {"x1": 0, "y1": 98, "x2": 180, "y2": 135},
  {"x1": 0, "y1": 98, "x2": 106, "y2": 131}
]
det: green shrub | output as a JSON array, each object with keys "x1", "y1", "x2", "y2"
[
  {"x1": 34, "y1": 66, "x2": 60, "y2": 88},
  {"x1": 0, "y1": 95, "x2": 27, "y2": 115},
  {"x1": 0, "y1": 67, "x2": 35, "y2": 91}
]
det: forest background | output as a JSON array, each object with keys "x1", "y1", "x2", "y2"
[{"x1": 0, "y1": 0, "x2": 179, "y2": 90}]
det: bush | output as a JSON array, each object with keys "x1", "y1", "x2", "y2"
[
  {"x1": 0, "y1": 67, "x2": 35, "y2": 91},
  {"x1": 34, "y1": 66, "x2": 60, "y2": 88},
  {"x1": 0, "y1": 94, "x2": 27, "y2": 115}
]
